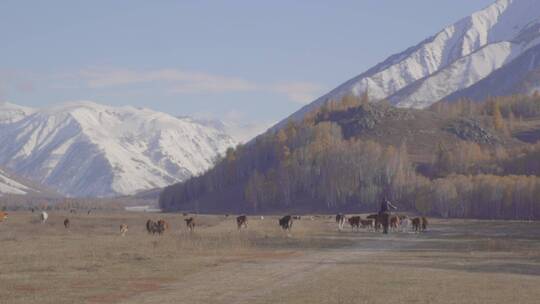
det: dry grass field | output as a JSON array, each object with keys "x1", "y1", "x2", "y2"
[{"x1": 1, "y1": 211, "x2": 540, "y2": 304}]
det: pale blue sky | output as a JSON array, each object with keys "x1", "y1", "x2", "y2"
[{"x1": 1, "y1": 0, "x2": 494, "y2": 126}]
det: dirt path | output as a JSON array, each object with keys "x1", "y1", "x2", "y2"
[
  {"x1": 120, "y1": 234, "x2": 411, "y2": 304},
  {"x1": 119, "y1": 249, "x2": 359, "y2": 304}
]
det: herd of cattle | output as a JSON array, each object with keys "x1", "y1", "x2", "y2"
[
  {"x1": 0, "y1": 210, "x2": 428, "y2": 236},
  {"x1": 336, "y1": 213, "x2": 428, "y2": 233},
  {"x1": 140, "y1": 213, "x2": 427, "y2": 236}
]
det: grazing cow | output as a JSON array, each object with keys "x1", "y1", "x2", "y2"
[
  {"x1": 360, "y1": 219, "x2": 375, "y2": 231},
  {"x1": 0, "y1": 211, "x2": 7, "y2": 222},
  {"x1": 348, "y1": 216, "x2": 361, "y2": 231},
  {"x1": 389, "y1": 215, "x2": 400, "y2": 232},
  {"x1": 120, "y1": 224, "x2": 129, "y2": 236},
  {"x1": 236, "y1": 215, "x2": 248, "y2": 230},
  {"x1": 87, "y1": 210, "x2": 92, "y2": 215},
  {"x1": 336, "y1": 214, "x2": 347, "y2": 231},
  {"x1": 292, "y1": 215, "x2": 301, "y2": 220},
  {"x1": 63, "y1": 218, "x2": 70, "y2": 229},
  {"x1": 157, "y1": 219, "x2": 169, "y2": 232},
  {"x1": 146, "y1": 219, "x2": 154, "y2": 234},
  {"x1": 146, "y1": 219, "x2": 167, "y2": 235},
  {"x1": 185, "y1": 217, "x2": 195, "y2": 232},
  {"x1": 40, "y1": 211, "x2": 48, "y2": 224},
  {"x1": 278, "y1": 215, "x2": 293, "y2": 232},
  {"x1": 411, "y1": 217, "x2": 421, "y2": 232},
  {"x1": 182, "y1": 213, "x2": 189, "y2": 217},
  {"x1": 367, "y1": 214, "x2": 381, "y2": 231}
]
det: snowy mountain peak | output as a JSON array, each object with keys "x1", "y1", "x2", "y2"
[
  {"x1": 0, "y1": 101, "x2": 237, "y2": 197},
  {"x1": 0, "y1": 102, "x2": 35, "y2": 124},
  {"x1": 280, "y1": 0, "x2": 540, "y2": 125}
]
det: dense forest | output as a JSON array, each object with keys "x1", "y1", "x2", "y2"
[{"x1": 160, "y1": 93, "x2": 540, "y2": 220}]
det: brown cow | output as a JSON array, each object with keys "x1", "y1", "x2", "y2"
[
  {"x1": 411, "y1": 217, "x2": 421, "y2": 232},
  {"x1": 360, "y1": 219, "x2": 375, "y2": 231},
  {"x1": 120, "y1": 224, "x2": 128, "y2": 236},
  {"x1": 146, "y1": 219, "x2": 166, "y2": 235},
  {"x1": 0, "y1": 211, "x2": 8, "y2": 222},
  {"x1": 63, "y1": 218, "x2": 70, "y2": 229},
  {"x1": 367, "y1": 214, "x2": 381, "y2": 231},
  {"x1": 157, "y1": 219, "x2": 169, "y2": 232},
  {"x1": 236, "y1": 215, "x2": 248, "y2": 230},
  {"x1": 185, "y1": 217, "x2": 195, "y2": 232},
  {"x1": 146, "y1": 219, "x2": 153, "y2": 234},
  {"x1": 279, "y1": 215, "x2": 293, "y2": 232},
  {"x1": 348, "y1": 216, "x2": 361, "y2": 231},
  {"x1": 421, "y1": 217, "x2": 428, "y2": 232},
  {"x1": 390, "y1": 215, "x2": 400, "y2": 231}
]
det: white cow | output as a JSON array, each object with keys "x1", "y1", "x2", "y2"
[
  {"x1": 40, "y1": 211, "x2": 48, "y2": 224},
  {"x1": 336, "y1": 214, "x2": 346, "y2": 231},
  {"x1": 400, "y1": 217, "x2": 411, "y2": 232}
]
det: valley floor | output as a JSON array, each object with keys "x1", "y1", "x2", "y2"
[{"x1": 1, "y1": 212, "x2": 540, "y2": 304}]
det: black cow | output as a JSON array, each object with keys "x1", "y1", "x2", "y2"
[{"x1": 279, "y1": 215, "x2": 293, "y2": 232}]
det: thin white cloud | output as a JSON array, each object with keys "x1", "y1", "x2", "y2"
[
  {"x1": 70, "y1": 67, "x2": 324, "y2": 103},
  {"x1": 78, "y1": 68, "x2": 257, "y2": 93}
]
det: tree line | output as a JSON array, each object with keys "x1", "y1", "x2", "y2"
[{"x1": 160, "y1": 93, "x2": 540, "y2": 219}]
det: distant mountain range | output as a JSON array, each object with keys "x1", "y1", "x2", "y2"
[
  {"x1": 280, "y1": 0, "x2": 540, "y2": 127},
  {"x1": 0, "y1": 101, "x2": 237, "y2": 197}
]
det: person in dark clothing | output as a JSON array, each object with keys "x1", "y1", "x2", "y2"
[
  {"x1": 379, "y1": 197, "x2": 397, "y2": 234},
  {"x1": 379, "y1": 197, "x2": 397, "y2": 214}
]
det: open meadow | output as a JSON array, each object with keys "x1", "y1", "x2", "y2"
[{"x1": 1, "y1": 211, "x2": 540, "y2": 304}]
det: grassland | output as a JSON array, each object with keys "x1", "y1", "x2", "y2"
[{"x1": 1, "y1": 211, "x2": 540, "y2": 304}]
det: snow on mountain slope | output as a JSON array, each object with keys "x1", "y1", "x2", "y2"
[
  {"x1": 0, "y1": 167, "x2": 31, "y2": 195},
  {"x1": 445, "y1": 43, "x2": 540, "y2": 101},
  {"x1": 0, "y1": 102, "x2": 36, "y2": 124},
  {"x1": 389, "y1": 41, "x2": 521, "y2": 108},
  {"x1": 0, "y1": 101, "x2": 236, "y2": 197},
  {"x1": 190, "y1": 117, "x2": 272, "y2": 143},
  {"x1": 279, "y1": 0, "x2": 540, "y2": 125}
]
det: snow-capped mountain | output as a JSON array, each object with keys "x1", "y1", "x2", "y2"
[
  {"x1": 189, "y1": 117, "x2": 271, "y2": 143},
  {"x1": 445, "y1": 43, "x2": 540, "y2": 101},
  {"x1": 282, "y1": 0, "x2": 540, "y2": 125},
  {"x1": 0, "y1": 166, "x2": 54, "y2": 196},
  {"x1": 0, "y1": 101, "x2": 237, "y2": 197},
  {"x1": 0, "y1": 102, "x2": 35, "y2": 124},
  {"x1": 0, "y1": 167, "x2": 32, "y2": 196}
]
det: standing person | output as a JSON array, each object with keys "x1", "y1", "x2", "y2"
[{"x1": 378, "y1": 197, "x2": 397, "y2": 234}]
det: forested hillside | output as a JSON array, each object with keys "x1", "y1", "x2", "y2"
[{"x1": 160, "y1": 94, "x2": 540, "y2": 220}]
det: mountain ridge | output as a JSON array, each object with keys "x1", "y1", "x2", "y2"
[
  {"x1": 275, "y1": 0, "x2": 540, "y2": 129},
  {"x1": 0, "y1": 101, "x2": 237, "y2": 197}
]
